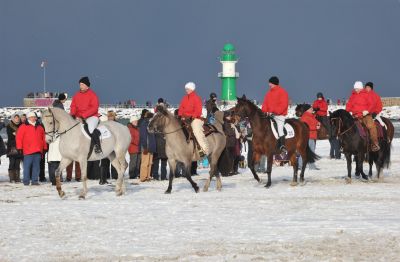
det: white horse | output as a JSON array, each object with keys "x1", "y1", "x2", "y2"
[{"x1": 41, "y1": 107, "x2": 131, "y2": 199}]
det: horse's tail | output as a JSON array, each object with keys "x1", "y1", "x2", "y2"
[
  {"x1": 217, "y1": 148, "x2": 233, "y2": 176},
  {"x1": 306, "y1": 144, "x2": 320, "y2": 164}
]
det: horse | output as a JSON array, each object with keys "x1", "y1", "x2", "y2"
[
  {"x1": 329, "y1": 109, "x2": 391, "y2": 182},
  {"x1": 41, "y1": 107, "x2": 131, "y2": 199},
  {"x1": 233, "y1": 96, "x2": 319, "y2": 188},
  {"x1": 368, "y1": 116, "x2": 394, "y2": 180},
  {"x1": 295, "y1": 103, "x2": 330, "y2": 140},
  {"x1": 148, "y1": 106, "x2": 227, "y2": 193}
]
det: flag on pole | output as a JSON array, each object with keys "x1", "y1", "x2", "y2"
[{"x1": 40, "y1": 61, "x2": 47, "y2": 68}]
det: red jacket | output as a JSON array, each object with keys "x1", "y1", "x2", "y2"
[
  {"x1": 178, "y1": 91, "x2": 203, "y2": 118},
  {"x1": 16, "y1": 122, "x2": 47, "y2": 155},
  {"x1": 261, "y1": 85, "x2": 289, "y2": 116},
  {"x1": 312, "y1": 99, "x2": 328, "y2": 117},
  {"x1": 367, "y1": 90, "x2": 383, "y2": 114},
  {"x1": 300, "y1": 111, "x2": 319, "y2": 140},
  {"x1": 128, "y1": 123, "x2": 140, "y2": 154},
  {"x1": 70, "y1": 88, "x2": 99, "y2": 119},
  {"x1": 346, "y1": 89, "x2": 374, "y2": 118}
]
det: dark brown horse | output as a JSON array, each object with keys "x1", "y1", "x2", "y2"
[{"x1": 233, "y1": 96, "x2": 319, "y2": 188}]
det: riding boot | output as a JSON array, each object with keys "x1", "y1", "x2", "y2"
[
  {"x1": 277, "y1": 136, "x2": 287, "y2": 154},
  {"x1": 91, "y1": 129, "x2": 103, "y2": 154},
  {"x1": 8, "y1": 170, "x2": 15, "y2": 183}
]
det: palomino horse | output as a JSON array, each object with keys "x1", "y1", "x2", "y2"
[
  {"x1": 295, "y1": 103, "x2": 330, "y2": 140},
  {"x1": 41, "y1": 107, "x2": 131, "y2": 199},
  {"x1": 330, "y1": 109, "x2": 391, "y2": 182},
  {"x1": 148, "y1": 106, "x2": 227, "y2": 193},
  {"x1": 233, "y1": 96, "x2": 319, "y2": 188}
]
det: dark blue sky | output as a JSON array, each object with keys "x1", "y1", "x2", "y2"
[{"x1": 1, "y1": 0, "x2": 399, "y2": 106}]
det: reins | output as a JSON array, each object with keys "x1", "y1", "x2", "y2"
[
  {"x1": 331, "y1": 116, "x2": 355, "y2": 137},
  {"x1": 45, "y1": 110, "x2": 80, "y2": 139}
]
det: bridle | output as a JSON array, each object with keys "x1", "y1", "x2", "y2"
[
  {"x1": 330, "y1": 117, "x2": 355, "y2": 137},
  {"x1": 150, "y1": 113, "x2": 183, "y2": 135},
  {"x1": 44, "y1": 110, "x2": 80, "y2": 141}
]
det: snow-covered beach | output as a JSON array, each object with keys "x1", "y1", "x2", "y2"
[{"x1": 0, "y1": 139, "x2": 399, "y2": 261}]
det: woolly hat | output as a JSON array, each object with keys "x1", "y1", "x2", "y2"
[
  {"x1": 353, "y1": 81, "x2": 363, "y2": 90},
  {"x1": 130, "y1": 115, "x2": 140, "y2": 122},
  {"x1": 158, "y1": 98, "x2": 164, "y2": 104},
  {"x1": 317, "y1": 92, "x2": 324, "y2": 98},
  {"x1": 58, "y1": 93, "x2": 67, "y2": 101},
  {"x1": 79, "y1": 76, "x2": 90, "y2": 87},
  {"x1": 27, "y1": 112, "x2": 36, "y2": 118},
  {"x1": 210, "y1": 92, "x2": 217, "y2": 99},
  {"x1": 185, "y1": 82, "x2": 196, "y2": 91},
  {"x1": 269, "y1": 76, "x2": 279, "y2": 85},
  {"x1": 365, "y1": 82, "x2": 374, "y2": 89}
]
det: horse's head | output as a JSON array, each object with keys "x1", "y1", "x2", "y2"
[
  {"x1": 233, "y1": 95, "x2": 254, "y2": 121},
  {"x1": 148, "y1": 105, "x2": 170, "y2": 133},
  {"x1": 41, "y1": 108, "x2": 60, "y2": 143},
  {"x1": 295, "y1": 103, "x2": 309, "y2": 117},
  {"x1": 330, "y1": 109, "x2": 353, "y2": 137}
]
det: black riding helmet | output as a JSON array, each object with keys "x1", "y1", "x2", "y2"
[
  {"x1": 210, "y1": 92, "x2": 217, "y2": 99},
  {"x1": 317, "y1": 92, "x2": 324, "y2": 99}
]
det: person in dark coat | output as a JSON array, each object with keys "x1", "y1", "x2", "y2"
[
  {"x1": 128, "y1": 115, "x2": 141, "y2": 179},
  {"x1": 52, "y1": 93, "x2": 67, "y2": 110},
  {"x1": 139, "y1": 111, "x2": 156, "y2": 181},
  {"x1": 0, "y1": 120, "x2": 7, "y2": 163},
  {"x1": 223, "y1": 111, "x2": 240, "y2": 175},
  {"x1": 205, "y1": 92, "x2": 218, "y2": 124},
  {"x1": 152, "y1": 133, "x2": 168, "y2": 180}
]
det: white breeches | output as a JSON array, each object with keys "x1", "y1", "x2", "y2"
[
  {"x1": 86, "y1": 116, "x2": 99, "y2": 133},
  {"x1": 273, "y1": 115, "x2": 285, "y2": 137},
  {"x1": 374, "y1": 113, "x2": 385, "y2": 127},
  {"x1": 191, "y1": 118, "x2": 209, "y2": 155}
]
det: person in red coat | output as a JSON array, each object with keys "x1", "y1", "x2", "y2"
[
  {"x1": 70, "y1": 76, "x2": 101, "y2": 153},
  {"x1": 178, "y1": 82, "x2": 208, "y2": 156},
  {"x1": 16, "y1": 112, "x2": 47, "y2": 185},
  {"x1": 312, "y1": 92, "x2": 332, "y2": 137},
  {"x1": 128, "y1": 115, "x2": 141, "y2": 179},
  {"x1": 365, "y1": 82, "x2": 385, "y2": 126},
  {"x1": 261, "y1": 76, "x2": 289, "y2": 153},
  {"x1": 346, "y1": 81, "x2": 379, "y2": 151},
  {"x1": 299, "y1": 105, "x2": 320, "y2": 169}
]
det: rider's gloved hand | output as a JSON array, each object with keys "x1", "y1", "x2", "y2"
[
  {"x1": 372, "y1": 113, "x2": 377, "y2": 118},
  {"x1": 362, "y1": 110, "x2": 369, "y2": 116}
]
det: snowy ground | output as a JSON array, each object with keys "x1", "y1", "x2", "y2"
[{"x1": 0, "y1": 140, "x2": 400, "y2": 262}]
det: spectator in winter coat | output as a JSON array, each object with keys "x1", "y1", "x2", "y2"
[
  {"x1": 364, "y1": 82, "x2": 384, "y2": 126},
  {"x1": 346, "y1": 81, "x2": 379, "y2": 151},
  {"x1": 205, "y1": 92, "x2": 218, "y2": 124},
  {"x1": 0, "y1": 121, "x2": 6, "y2": 161},
  {"x1": 52, "y1": 93, "x2": 67, "y2": 110},
  {"x1": 128, "y1": 115, "x2": 141, "y2": 179},
  {"x1": 16, "y1": 112, "x2": 47, "y2": 185},
  {"x1": 6, "y1": 114, "x2": 23, "y2": 182},
  {"x1": 139, "y1": 111, "x2": 156, "y2": 181},
  {"x1": 152, "y1": 133, "x2": 168, "y2": 180},
  {"x1": 261, "y1": 76, "x2": 289, "y2": 154},
  {"x1": 312, "y1": 92, "x2": 331, "y2": 137},
  {"x1": 223, "y1": 112, "x2": 240, "y2": 175},
  {"x1": 47, "y1": 137, "x2": 63, "y2": 185},
  {"x1": 298, "y1": 105, "x2": 320, "y2": 170},
  {"x1": 178, "y1": 82, "x2": 208, "y2": 156}
]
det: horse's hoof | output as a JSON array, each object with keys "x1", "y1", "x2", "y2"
[
  {"x1": 203, "y1": 187, "x2": 209, "y2": 192},
  {"x1": 79, "y1": 195, "x2": 85, "y2": 200},
  {"x1": 345, "y1": 178, "x2": 352, "y2": 184},
  {"x1": 290, "y1": 181, "x2": 298, "y2": 187},
  {"x1": 58, "y1": 191, "x2": 65, "y2": 198},
  {"x1": 116, "y1": 191, "x2": 123, "y2": 196},
  {"x1": 164, "y1": 190, "x2": 171, "y2": 194},
  {"x1": 264, "y1": 183, "x2": 271, "y2": 188},
  {"x1": 195, "y1": 187, "x2": 200, "y2": 193}
]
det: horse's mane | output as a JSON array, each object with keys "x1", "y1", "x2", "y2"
[
  {"x1": 237, "y1": 97, "x2": 270, "y2": 120},
  {"x1": 331, "y1": 109, "x2": 354, "y2": 125}
]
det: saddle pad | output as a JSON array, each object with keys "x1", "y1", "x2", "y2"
[
  {"x1": 271, "y1": 122, "x2": 295, "y2": 139},
  {"x1": 374, "y1": 121, "x2": 384, "y2": 139},
  {"x1": 355, "y1": 121, "x2": 368, "y2": 140},
  {"x1": 81, "y1": 125, "x2": 112, "y2": 140}
]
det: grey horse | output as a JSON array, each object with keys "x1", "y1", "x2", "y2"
[
  {"x1": 148, "y1": 106, "x2": 226, "y2": 193},
  {"x1": 41, "y1": 107, "x2": 131, "y2": 199}
]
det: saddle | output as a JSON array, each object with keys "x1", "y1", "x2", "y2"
[
  {"x1": 180, "y1": 119, "x2": 219, "y2": 151},
  {"x1": 354, "y1": 120, "x2": 384, "y2": 141},
  {"x1": 269, "y1": 118, "x2": 295, "y2": 139}
]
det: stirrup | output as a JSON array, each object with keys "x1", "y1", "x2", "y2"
[
  {"x1": 371, "y1": 144, "x2": 380, "y2": 152},
  {"x1": 280, "y1": 145, "x2": 288, "y2": 154},
  {"x1": 94, "y1": 144, "x2": 102, "y2": 154},
  {"x1": 199, "y1": 149, "x2": 206, "y2": 158}
]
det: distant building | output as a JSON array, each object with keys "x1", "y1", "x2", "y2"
[
  {"x1": 23, "y1": 92, "x2": 71, "y2": 107},
  {"x1": 382, "y1": 97, "x2": 400, "y2": 107}
]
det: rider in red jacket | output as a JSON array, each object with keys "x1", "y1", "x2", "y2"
[
  {"x1": 346, "y1": 81, "x2": 379, "y2": 151},
  {"x1": 312, "y1": 92, "x2": 332, "y2": 138},
  {"x1": 261, "y1": 76, "x2": 289, "y2": 153},
  {"x1": 178, "y1": 82, "x2": 208, "y2": 156},
  {"x1": 364, "y1": 82, "x2": 384, "y2": 127},
  {"x1": 299, "y1": 105, "x2": 320, "y2": 169}
]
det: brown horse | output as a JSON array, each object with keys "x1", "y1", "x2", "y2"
[
  {"x1": 233, "y1": 96, "x2": 319, "y2": 188},
  {"x1": 295, "y1": 103, "x2": 329, "y2": 140}
]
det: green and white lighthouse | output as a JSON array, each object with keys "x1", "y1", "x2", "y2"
[{"x1": 219, "y1": 43, "x2": 239, "y2": 102}]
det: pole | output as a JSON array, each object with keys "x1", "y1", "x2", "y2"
[{"x1": 43, "y1": 64, "x2": 46, "y2": 94}]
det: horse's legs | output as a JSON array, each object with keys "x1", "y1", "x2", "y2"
[
  {"x1": 289, "y1": 153, "x2": 299, "y2": 186},
  {"x1": 368, "y1": 153, "x2": 374, "y2": 178},
  {"x1": 78, "y1": 160, "x2": 88, "y2": 199},
  {"x1": 55, "y1": 158, "x2": 72, "y2": 198},
  {"x1": 203, "y1": 156, "x2": 213, "y2": 192},
  {"x1": 165, "y1": 159, "x2": 176, "y2": 194},
  {"x1": 345, "y1": 153, "x2": 352, "y2": 183},
  {"x1": 250, "y1": 152, "x2": 261, "y2": 183},
  {"x1": 111, "y1": 153, "x2": 127, "y2": 196},
  {"x1": 184, "y1": 165, "x2": 199, "y2": 193},
  {"x1": 265, "y1": 155, "x2": 273, "y2": 188},
  {"x1": 357, "y1": 152, "x2": 368, "y2": 181}
]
